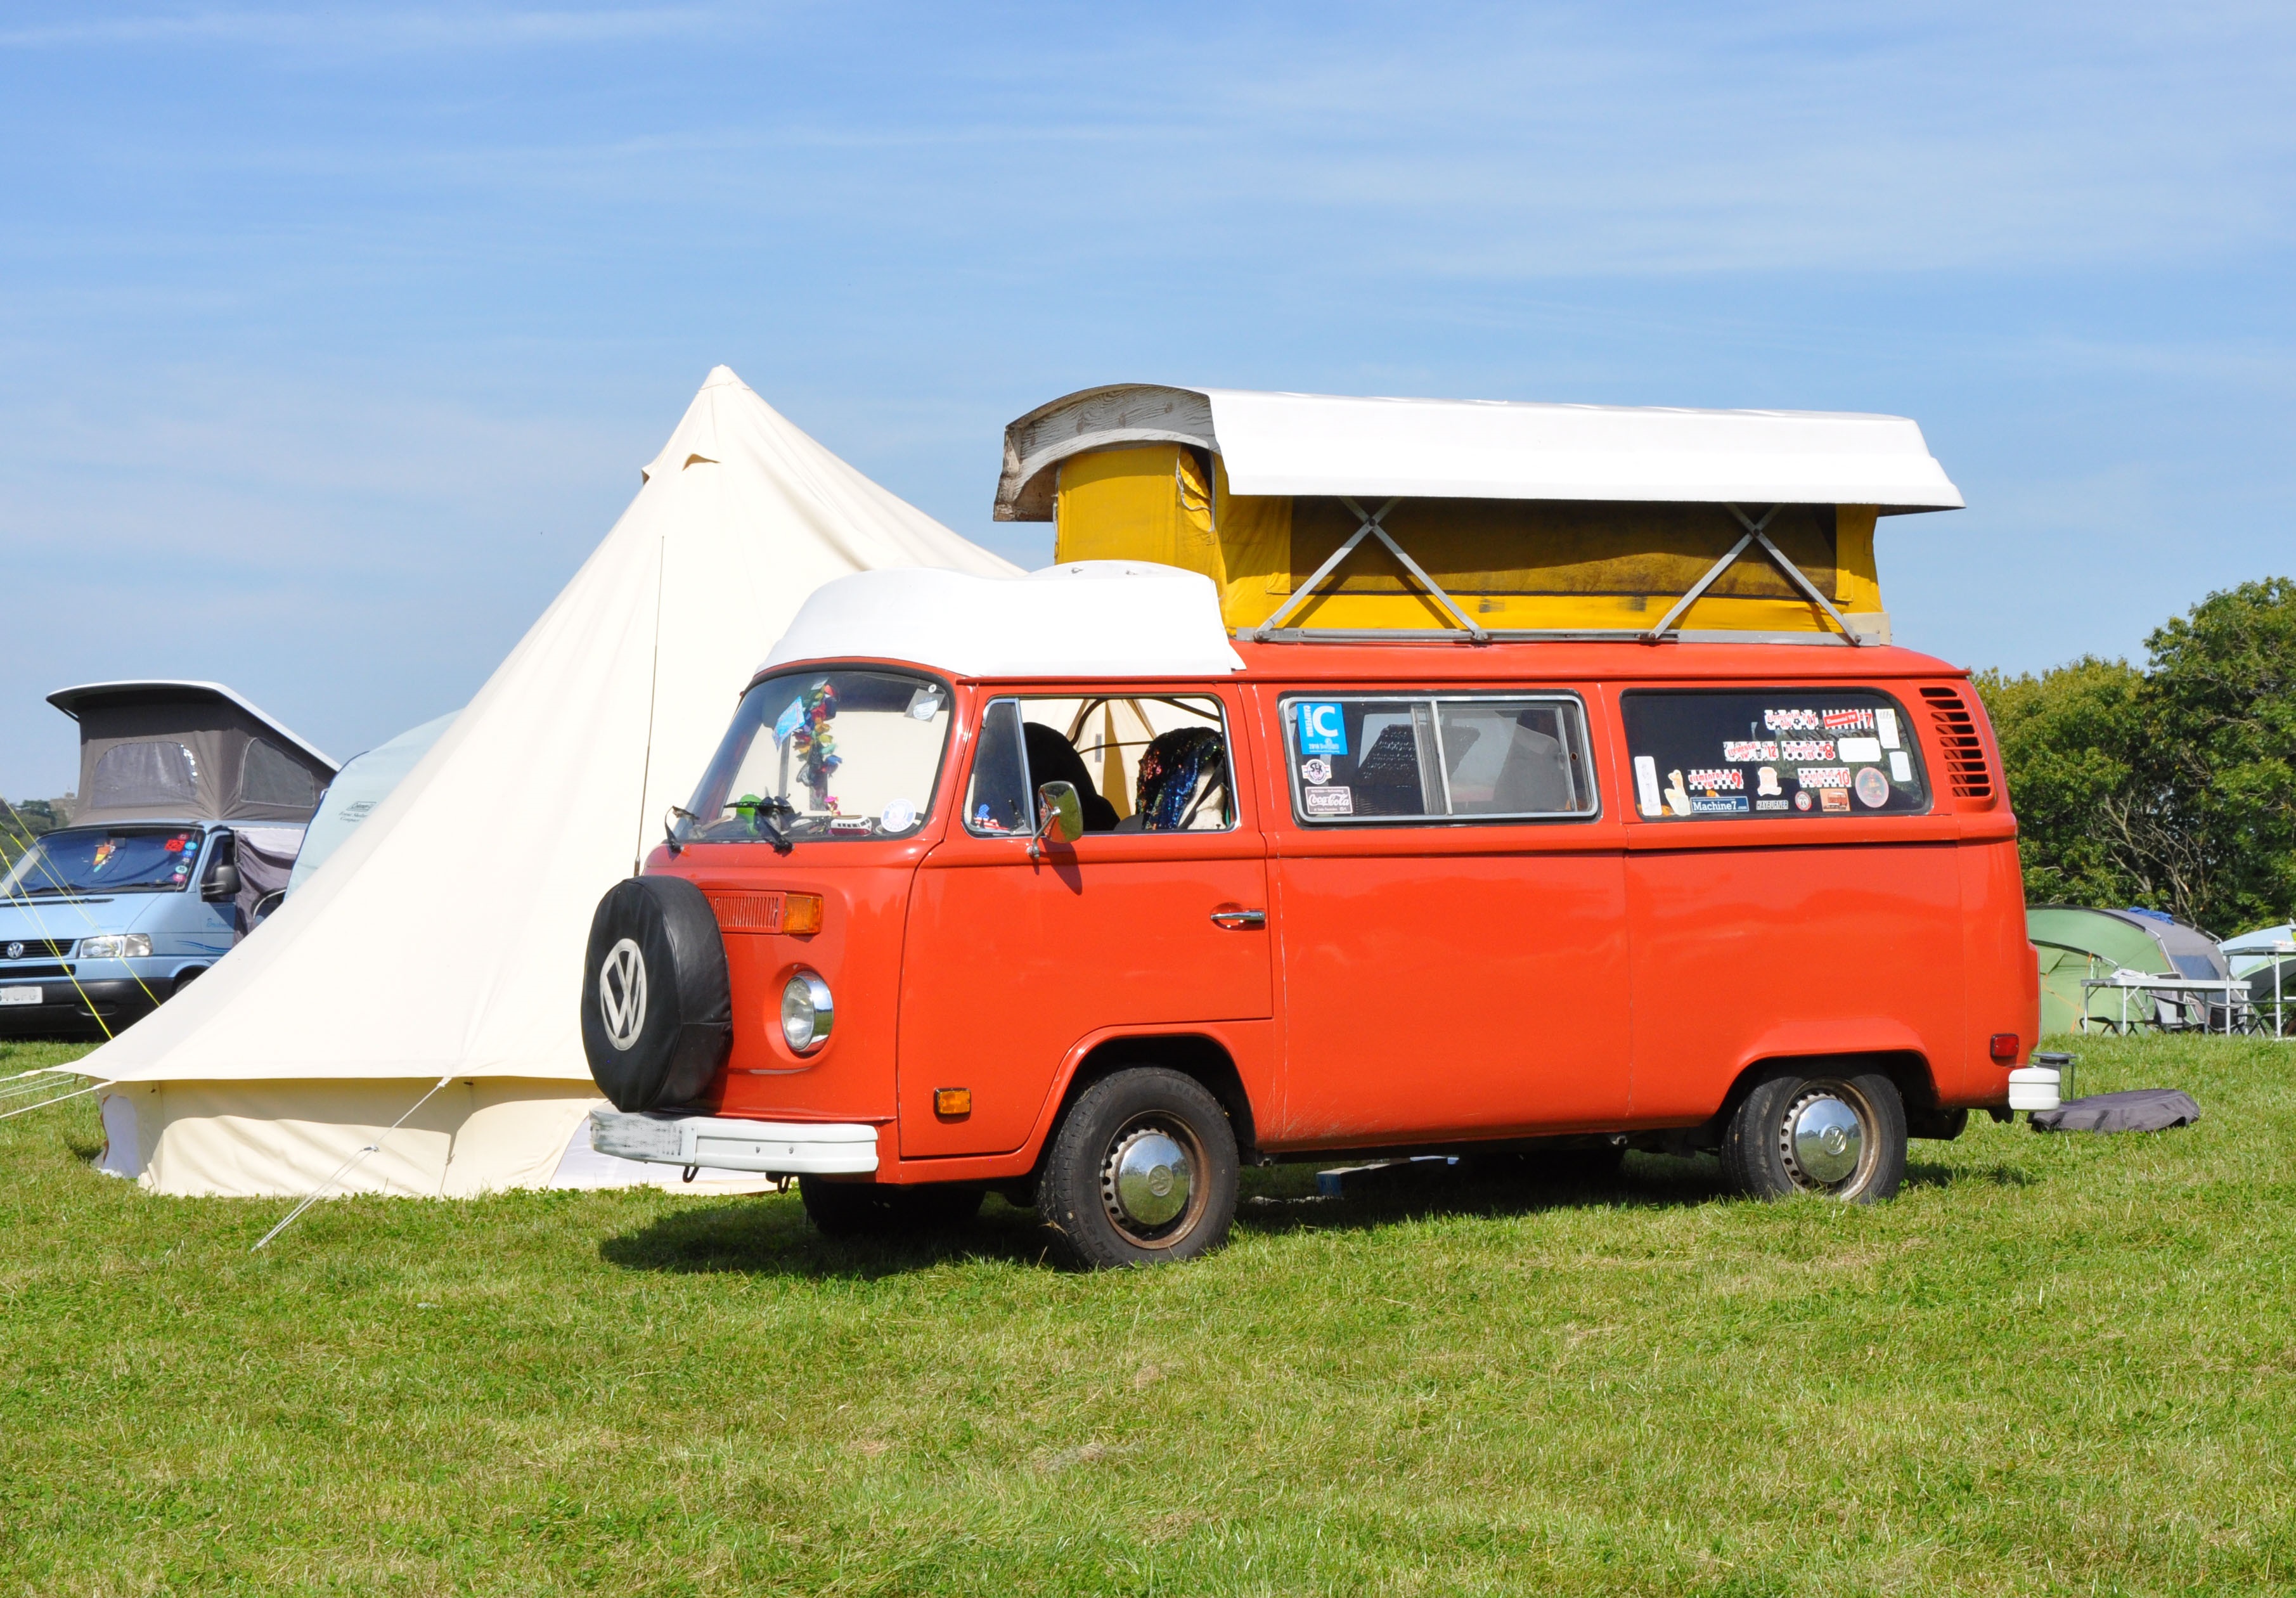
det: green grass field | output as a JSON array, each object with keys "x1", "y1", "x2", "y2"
[{"x1": 3, "y1": 1035, "x2": 2291, "y2": 1596}]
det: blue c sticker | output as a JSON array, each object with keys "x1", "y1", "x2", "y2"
[{"x1": 1297, "y1": 702, "x2": 1348, "y2": 757}]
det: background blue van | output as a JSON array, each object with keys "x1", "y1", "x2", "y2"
[{"x1": 0, "y1": 681, "x2": 335, "y2": 1039}]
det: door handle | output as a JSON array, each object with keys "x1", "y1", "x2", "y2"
[{"x1": 1210, "y1": 909, "x2": 1266, "y2": 930}]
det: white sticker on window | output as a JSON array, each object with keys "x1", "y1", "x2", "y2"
[
  {"x1": 1876, "y1": 707, "x2": 1900, "y2": 750},
  {"x1": 1888, "y1": 751, "x2": 1912, "y2": 783},
  {"x1": 1301, "y1": 785, "x2": 1355, "y2": 817},
  {"x1": 1837, "y1": 736, "x2": 1883, "y2": 764},
  {"x1": 1633, "y1": 754, "x2": 1661, "y2": 816}
]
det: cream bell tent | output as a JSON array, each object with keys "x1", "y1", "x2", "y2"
[{"x1": 76, "y1": 366, "x2": 1019, "y2": 1197}]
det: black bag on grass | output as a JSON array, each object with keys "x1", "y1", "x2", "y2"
[{"x1": 2030, "y1": 1089, "x2": 2200, "y2": 1134}]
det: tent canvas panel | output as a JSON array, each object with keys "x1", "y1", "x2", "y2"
[
  {"x1": 98, "y1": 1078, "x2": 774, "y2": 1197},
  {"x1": 2027, "y1": 906, "x2": 2174, "y2": 975}
]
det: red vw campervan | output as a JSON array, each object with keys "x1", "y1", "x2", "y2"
[{"x1": 583, "y1": 559, "x2": 2035, "y2": 1268}]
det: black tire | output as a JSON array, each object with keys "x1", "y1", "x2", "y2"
[
  {"x1": 1040, "y1": 1068, "x2": 1239, "y2": 1269},
  {"x1": 799, "y1": 1178, "x2": 984, "y2": 1239},
  {"x1": 1720, "y1": 1067, "x2": 1907, "y2": 1203},
  {"x1": 580, "y1": 876, "x2": 732, "y2": 1112}
]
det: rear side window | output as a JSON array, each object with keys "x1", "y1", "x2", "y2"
[
  {"x1": 240, "y1": 738, "x2": 318, "y2": 808},
  {"x1": 1620, "y1": 689, "x2": 1928, "y2": 820},
  {"x1": 1279, "y1": 694, "x2": 1597, "y2": 823},
  {"x1": 91, "y1": 742, "x2": 199, "y2": 809}
]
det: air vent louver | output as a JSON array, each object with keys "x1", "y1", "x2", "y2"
[{"x1": 1920, "y1": 686, "x2": 1994, "y2": 801}]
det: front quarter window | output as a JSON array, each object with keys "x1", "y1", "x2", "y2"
[{"x1": 680, "y1": 670, "x2": 951, "y2": 844}]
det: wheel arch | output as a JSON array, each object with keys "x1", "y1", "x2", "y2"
[
  {"x1": 1040, "y1": 1031, "x2": 1259, "y2": 1166},
  {"x1": 1717, "y1": 1048, "x2": 1937, "y2": 1131}
]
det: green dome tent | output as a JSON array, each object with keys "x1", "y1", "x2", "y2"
[{"x1": 2028, "y1": 905, "x2": 2233, "y2": 1034}]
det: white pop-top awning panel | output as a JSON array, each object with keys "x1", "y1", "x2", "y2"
[
  {"x1": 760, "y1": 562, "x2": 1248, "y2": 681},
  {"x1": 995, "y1": 383, "x2": 1964, "y2": 519}
]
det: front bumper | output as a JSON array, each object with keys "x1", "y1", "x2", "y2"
[
  {"x1": 588, "y1": 1109, "x2": 880, "y2": 1175},
  {"x1": 0, "y1": 977, "x2": 162, "y2": 1035}
]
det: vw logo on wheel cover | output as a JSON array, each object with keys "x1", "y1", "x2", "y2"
[{"x1": 598, "y1": 938, "x2": 648, "y2": 1050}]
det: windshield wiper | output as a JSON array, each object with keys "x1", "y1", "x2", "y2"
[{"x1": 732, "y1": 795, "x2": 799, "y2": 851}]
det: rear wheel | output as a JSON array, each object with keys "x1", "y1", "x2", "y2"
[
  {"x1": 1721, "y1": 1068, "x2": 1906, "y2": 1203},
  {"x1": 798, "y1": 1178, "x2": 984, "y2": 1239},
  {"x1": 1040, "y1": 1068, "x2": 1239, "y2": 1269}
]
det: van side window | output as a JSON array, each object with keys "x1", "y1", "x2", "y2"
[
  {"x1": 1620, "y1": 690, "x2": 1929, "y2": 820},
  {"x1": 965, "y1": 695, "x2": 1237, "y2": 837},
  {"x1": 1281, "y1": 695, "x2": 1596, "y2": 824}
]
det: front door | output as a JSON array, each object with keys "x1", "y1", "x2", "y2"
[
  {"x1": 896, "y1": 688, "x2": 1272, "y2": 1159},
  {"x1": 1264, "y1": 688, "x2": 1632, "y2": 1147}
]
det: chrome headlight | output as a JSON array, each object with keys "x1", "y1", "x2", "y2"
[
  {"x1": 780, "y1": 970, "x2": 834, "y2": 1054},
  {"x1": 77, "y1": 934, "x2": 152, "y2": 960}
]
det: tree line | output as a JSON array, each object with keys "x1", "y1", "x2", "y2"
[{"x1": 1976, "y1": 576, "x2": 2296, "y2": 938}]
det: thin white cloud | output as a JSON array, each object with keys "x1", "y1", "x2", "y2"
[{"x1": 0, "y1": 6, "x2": 733, "y2": 52}]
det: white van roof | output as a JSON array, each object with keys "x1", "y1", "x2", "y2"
[
  {"x1": 758, "y1": 562, "x2": 1248, "y2": 680},
  {"x1": 996, "y1": 384, "x2": 1965, "y2": 520}
]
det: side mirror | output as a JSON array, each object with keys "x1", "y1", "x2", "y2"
[
  {"x1": 202, "y1": 861, "x2": 242, "y2": 903},
  {"x1": 1030, "y1": 781, "x2": 1083, "y2": 858}
]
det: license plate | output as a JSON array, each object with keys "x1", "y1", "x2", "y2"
[{"x1": 1, "y1": 988, "x2": 41, "y2": 1007}]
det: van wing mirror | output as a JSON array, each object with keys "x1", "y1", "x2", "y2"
[
  {"x1": 1032, "y1": 781, "x2": 1084, "y2": 854},
  {"x1": 202, "y1": 861, "x2": 242, "y2": 903}
]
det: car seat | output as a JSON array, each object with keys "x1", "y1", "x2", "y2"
[
  {"x1": 1125, "y1": 728, "x2": 1230, "y2": 831},
  {"x1": 1022, "y1": 723, "x2": 1121, "y2": 832}
]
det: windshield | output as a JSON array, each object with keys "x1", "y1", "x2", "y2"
[
  {"x1": 679, "y1": 669, "x2": 953, "y2": 844},
  {"x1": 0, "y1": 826, "x2": 206, "y2": 898}
]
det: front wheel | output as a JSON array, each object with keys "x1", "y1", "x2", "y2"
[
  {"x1": 1720, "y1": 1069, "x2": 1906, "y2": 1204},
  {"x1": 1040, "y1": 1068, "x2": 1240, "y2": 1269}
]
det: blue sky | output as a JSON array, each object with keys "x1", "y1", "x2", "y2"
[{"x1": 4, "y1": 2, "x2": 2291, "y2": 797}]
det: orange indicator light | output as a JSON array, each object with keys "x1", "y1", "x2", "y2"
[
  {"x1": 714, "y1": 891, "x2": 826, "y2": 935},
  {"x1": 934, "y1": 1088, "x2": 972, "y2": 1118}
]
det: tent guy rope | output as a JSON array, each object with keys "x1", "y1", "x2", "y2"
[{"x1": 251, "y1": 1073, "x2": 455, "y2": 1251}]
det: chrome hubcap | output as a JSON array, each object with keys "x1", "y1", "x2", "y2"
[
  {"x1": 1103, "y1": 1127, "x2": 1193, "y2": 1230},
  {"x1": 1785, "y1": 1093, "x2": 1864, "y2": 1186}
]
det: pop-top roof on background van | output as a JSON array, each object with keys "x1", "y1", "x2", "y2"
[
  {"x1": 993, "y1": 384, "x2": 1965, "y2": 649},
  {"x1": 47, "y1": 680, "x2": 340, "y2": 827}
]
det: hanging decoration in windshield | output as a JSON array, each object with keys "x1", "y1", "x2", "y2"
[
  {"x1": 683, "y1": 671, "x2": 951, "y2": 844},
  {"x1": 1620, "y1": 690, "x2": 1928, "y2": 820}
]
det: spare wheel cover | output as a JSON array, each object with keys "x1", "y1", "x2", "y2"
[{"x1": 580, "y1": 875, "x2": 732, "y2": 1111}]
